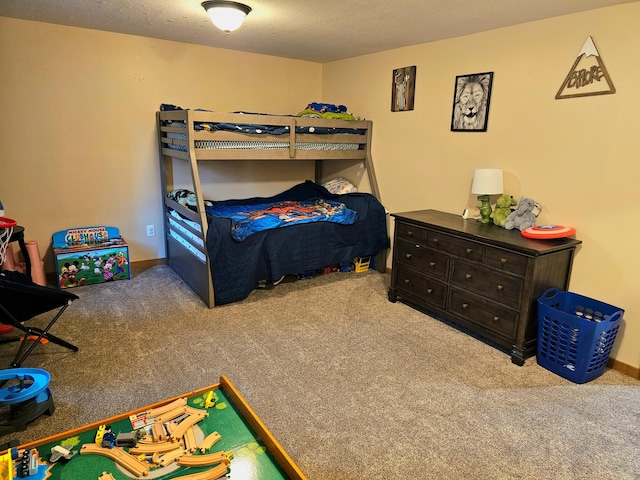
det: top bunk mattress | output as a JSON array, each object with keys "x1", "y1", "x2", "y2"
[{"x1": 165, "y1": 121, "x2": 361, "y2": 152}]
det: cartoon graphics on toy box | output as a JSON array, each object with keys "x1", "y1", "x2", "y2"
[{"x1": 52, "y1": 226, "x2": 130, "y2": 288}]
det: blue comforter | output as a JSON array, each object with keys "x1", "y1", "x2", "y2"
[{"x1": 205, "y1": 181, "x2": 389, "y2": 305}]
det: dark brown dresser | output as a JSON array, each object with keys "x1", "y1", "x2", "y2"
[{"x1": 388, "y1": 209, "x2": 582, "y2": 365}]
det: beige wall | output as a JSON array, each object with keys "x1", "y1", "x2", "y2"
[
  {"x1": 0, "y1": 17, "x2": 321, "y2": 267},
  {"x1": 322, "y1": 3, "x2": 640, "y2": 368},
  {"x1": 1, "y1": 4, "x2": 638, "y2": 370}
]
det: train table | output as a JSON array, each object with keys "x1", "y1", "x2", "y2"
[{"x1": 0, "y1": 375, "x2": 306, "y2": 479}]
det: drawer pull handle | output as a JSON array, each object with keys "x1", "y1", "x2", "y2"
[
  {"x1": 493, "y1": 316, "x2": 500, "y2": 322},
  {"x1": 407, "y1": 231, "x2": 414, "y2": 237},
  {"x1": 462, "y1": 303, "x2": 469, "y2": 309},
  {"x1": 427, "y1": 288, "x2": 433, "y2": 294},
  {"x1": 500, "y1": 258, "x2": 508, "y2": 265},
  {"x1": 497, "y1": 284, "x2": 504, "y2": 291},
  {"x1": 465, "y1": 274, "x2": 472, "y2": 280},
  {"x1": 429, "y1": 261, "x2": 435, "y2": 267},
  {"x1": 432, "y1": 238, "x2": 439, "y2": 245},
  {"x1": 405, "y1": 253, "x2": 412, "y2": 259},
  {"x1": 466, "y1": 248, "x2": 473, "y2": 255},
  {"x1": 404, "y1": 279, "x2": 410, "y2": 284}
]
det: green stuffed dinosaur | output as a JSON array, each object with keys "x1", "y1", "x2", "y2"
[{"x1": 491, "y1": 194, "x2": 516, "y2": 228}]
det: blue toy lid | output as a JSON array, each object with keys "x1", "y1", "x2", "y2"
[{"x1": 0, "y1": 368, "x2": 51, "y2": 405}]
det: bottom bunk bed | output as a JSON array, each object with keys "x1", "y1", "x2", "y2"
[{"x1": 165, "y1": 181, "x2": 389, "y2": 307}]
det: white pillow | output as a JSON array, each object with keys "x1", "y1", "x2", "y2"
[{"x1": 322, "y1": 177, "x2": 357, "y2": 194}]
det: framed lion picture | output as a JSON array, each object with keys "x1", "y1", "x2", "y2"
[{"x1": 450, "y1": 72, "x2": 493, "y2": 132}]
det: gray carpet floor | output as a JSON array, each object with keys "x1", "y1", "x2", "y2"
[{"x1": 1, "y1": 265, "x2": 639, "y2": 479}]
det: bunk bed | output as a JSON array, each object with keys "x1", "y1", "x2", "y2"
[{"x1": 157, "y1": 106, "x2": 388, "y2": 308}]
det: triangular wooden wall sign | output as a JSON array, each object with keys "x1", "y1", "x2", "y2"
[{"x1": 556, "y1": 36, "x2": 616, "y2": 99}]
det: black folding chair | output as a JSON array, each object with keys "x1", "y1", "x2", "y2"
[{"x1": 0, "y1": 271, "x2": 79, "y2": 368}]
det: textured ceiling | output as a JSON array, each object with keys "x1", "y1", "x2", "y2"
[{"x1": 0, "y1": 0, "x2": 636, "y2": 62}]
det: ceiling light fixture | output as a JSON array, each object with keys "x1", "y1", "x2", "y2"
[{"x1": 201, "y1": 1, "x2": 252, "y2": 33}]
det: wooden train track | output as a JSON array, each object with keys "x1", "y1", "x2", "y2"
[
  {"x1": 146, "y1": 403, "x2": 209, "y2": 443},
  {"x1": 129, "y1": 440, "x2": 184, "y2": 455},
  {"x1": 154, "y1": 447, "x2": 186, "y2": 467},
  {"x1": 198, "y1": 431, "x2": 221, "y2": 453},
  {"x1": 170, "y1": 462, "x2": 229, "y2": 480},
  {"x1": 178, "y1": 451, "x2": 230, "y2": 467},
  {"x1": 184, "y1": 426, "x2": 198, "y2": 453},
  {"x1": 150, "y1": 404, "x2": 206, "y2": 424},
  {"x1": 153, "y1": 405, "x2": 189, "y2": 425},
  {"x1": 80, "y1": 443, "x2": 150, "y2": 477},
  {"x1": 151, "y1": 420, "x2": 167, "y2": 442},
  {"x1": 145, "y1": 397, "x2": 187, "y2": 418},
  {"x1": 169, "y1": 410, "x2": 208, "y2": 441}
]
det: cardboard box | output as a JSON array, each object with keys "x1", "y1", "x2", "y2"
[{"x1": 52, "y1": 226, "x2": 130, "y2": 289}]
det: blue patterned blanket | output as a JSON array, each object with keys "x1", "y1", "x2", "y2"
[{"x1": 207, "y1": 199, "x2": 356, "y2": 241}]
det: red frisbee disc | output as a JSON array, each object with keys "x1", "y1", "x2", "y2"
[{"x1": 521, "y1": 225, "x2": 576, "y2": 239}]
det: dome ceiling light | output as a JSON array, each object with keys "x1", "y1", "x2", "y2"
[{"x1": 201, "y1": 1, "x2": 252, "y2": 33}]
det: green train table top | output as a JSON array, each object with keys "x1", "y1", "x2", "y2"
[{"x1": 0, "y1": 375, "x2": 306, "y2": 480}]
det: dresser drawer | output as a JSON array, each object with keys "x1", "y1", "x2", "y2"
[
  {"x1": 396, "y1": 222, "x2": 428, "y2": 245},
  {"x1": 451, "y1": 259, "x2": 523, "y2": 307},
  {"x1": 448, "y1": 288, "x2": 518, "y2": 339},
  {"x1": 396, "y1": 241, "x2": 449, "y2": 280},
  {"x1": 428, "y1": 231, "x2": 483, "y2": 262},
  {"x1": 484, "y1": 248, "x2": 528, "y2": 276},
  {"x1": 396, "y1": 267, "x2": 447, "y2": 309}
]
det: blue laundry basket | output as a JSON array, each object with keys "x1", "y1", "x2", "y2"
[{"x1": 537, "y1": 288, "x2": 623, "y2": 384}]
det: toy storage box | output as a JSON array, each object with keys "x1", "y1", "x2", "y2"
[{"x1": 52, "y1": 226, "x2": 130, "y2": 289}]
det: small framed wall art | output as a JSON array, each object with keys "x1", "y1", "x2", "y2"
[
  {"x1": 450, "y1": 71, "x2": 494, "y2": 132},
  {"x1": 391, "y1": 66, "x2": 416, "y2": 112}
]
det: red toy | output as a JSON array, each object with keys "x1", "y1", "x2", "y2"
[{"x1": 521, "y1": 224, "x2": 576, "y2": 239}]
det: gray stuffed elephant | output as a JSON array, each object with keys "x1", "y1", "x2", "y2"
[{"x1": 505, "y1": 197, "x2": 540, "y2": 231}]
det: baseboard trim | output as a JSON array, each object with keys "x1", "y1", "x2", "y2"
[
  {"x1": 131, "y1": 258, "x2": 165, "y2": 271},
  {"x1": 607, "y1": 357, "x2": 640, "y2": 380}
]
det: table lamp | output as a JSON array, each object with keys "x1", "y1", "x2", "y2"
[{"x1": 471, "y1": 168, "x2": 503, "y2": 224}]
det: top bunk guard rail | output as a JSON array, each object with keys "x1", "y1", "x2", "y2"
[{"x1": 158, "y1": 110, "x2": 372, "y2": 164}]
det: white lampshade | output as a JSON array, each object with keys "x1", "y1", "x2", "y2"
[
  {"x1": 202, "y1": 1, "x2": 251, "y2": 32},
  {"x1": 471, "y1": 168, "x2": 503, "y2": 195}
]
